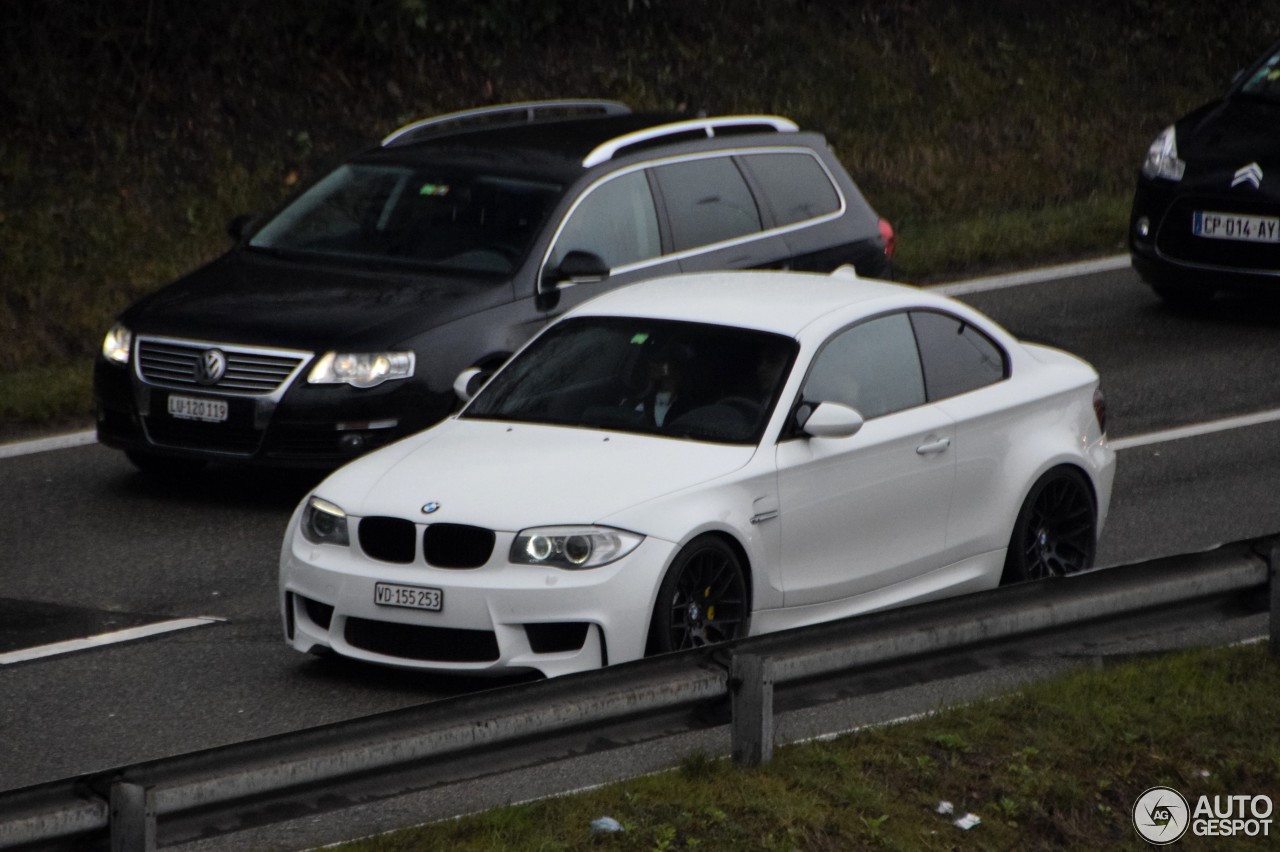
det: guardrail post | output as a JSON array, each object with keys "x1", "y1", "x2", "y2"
[
  {"x1": 730, "y1": 653, "x2": 774, "y2": 767},
  {"x1": 1271, "y1": 544, "x2": 1280, "y2": 658},
  {"x1": 110, "y1": 781, "x2": 155, "y2": 852}
]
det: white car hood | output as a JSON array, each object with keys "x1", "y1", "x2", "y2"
[{"x1": 315, "y1": 418, "x2": 758, "y2": 532}]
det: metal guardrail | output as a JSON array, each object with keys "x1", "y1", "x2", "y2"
[{"x1": 1, "y1": 539, "x2": 1275, "y2": 851}]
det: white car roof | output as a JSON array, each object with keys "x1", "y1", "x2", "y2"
[{"x1": 567, "y1": 268, "x2": 959, "y2": 336}]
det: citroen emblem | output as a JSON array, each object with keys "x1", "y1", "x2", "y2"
[
  {"x1": 421, "y1": 501, "x2": 441, "y2": 514},
  {"x1": 196, "y1": 349, "x2": 227, "y2": 385},
  {"x1": 1232, "y1": 162, "x2": 1263, "y2": 190}
]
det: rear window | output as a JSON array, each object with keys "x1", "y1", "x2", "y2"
[{"x1": 740, "y1": 152, "x2": 841, "y2": 226}]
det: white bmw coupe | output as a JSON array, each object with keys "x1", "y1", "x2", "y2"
[{"x1": 280, "y1": 269, "x2": 1115, "y2": 677}]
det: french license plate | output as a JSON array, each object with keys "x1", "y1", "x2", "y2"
[
  {"x1": 1192, "y1": 210, "x2": 1280, "y2": 243},
  {"x1": 374, "y1": 582, "x2": 443, "y2": 612},
  {"x1": 167, "y1": 394, "x2": 229, "y2": 423}
]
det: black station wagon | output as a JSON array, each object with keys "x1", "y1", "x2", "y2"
[{"x1": 95, "y1": 100, "x2": 896, "y2": 470}]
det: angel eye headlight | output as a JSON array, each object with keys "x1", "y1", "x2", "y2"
[
  {"x1": 308, "y1": 351, "x2": 415, "y2": 388},
  {"x1": 511, "y1": 526, "x2": 643, "y2": 569},
  {"x1": 301, "y1": 496, "x2": 350, "y2": 546}
]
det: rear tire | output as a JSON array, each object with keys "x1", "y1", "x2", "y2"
[
  {"x1": 1001, "y1": 467, "x2": 1096, "y2": 584},
  {"x1": 647, "y1": 535, "x2": 749, "y2": 655}
]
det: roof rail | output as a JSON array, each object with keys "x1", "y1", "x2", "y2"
[
  {"x1": 382, "y1": 100, "x2": 632, "y2": 147},
  {"x1": 581, "y1": 115, "x2": 799, "y2": 168}
]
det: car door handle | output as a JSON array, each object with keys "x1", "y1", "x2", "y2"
[{"x1": 916, "y1": 437, "x2": 951, "y2": 456}]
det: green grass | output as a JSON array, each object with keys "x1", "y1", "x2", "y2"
[
  {"x1": 332, "y1": 643, "x2": 1280, "y2": 851},
  {"x1": 2, "y1": 2, "x2": 1276, "y2": 430}
]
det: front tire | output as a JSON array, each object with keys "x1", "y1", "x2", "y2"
[
  {"x1": 648, "y1": 535, "x2": 749, "y2": 655},
  {"x1": 1001, "y1": 467, "x2": 1096, "y2": 584}
]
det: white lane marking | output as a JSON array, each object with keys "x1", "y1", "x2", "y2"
[
  {"x1": 0, "y1": 429, "x2": 96, "y2": 460},
  {"x1": 0, "y1": 616, "x2": 224, "y2": 665},
  {"x1": 1109, "y1": 408, "x2": 1280, "y2": 451},
  {"x1": 934, "y1": 254, "x2": 1130, "y2": 296}
]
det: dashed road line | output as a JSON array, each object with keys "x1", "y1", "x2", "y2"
[{"x1": 0, "y1": 616, "x2": 225, "y2": 665}]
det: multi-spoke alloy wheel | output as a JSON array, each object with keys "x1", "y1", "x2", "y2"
[
  {"x1": 649, "y1": 536, "x2": 748, "y2": 655},
  {"x1": 1001, "y1": 467, "x2": 1096, "y2": 584}
]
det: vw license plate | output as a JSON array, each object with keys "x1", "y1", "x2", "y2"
[
  {"x1": 167, "y1": 394, "x2": 228, "y2": 423},
  {"x1": 1192, "y1": 211, "x2": 1280, "y2": 243},
  {"x1": 374, "y1": 582, "x2": 443, "y2": 612}
]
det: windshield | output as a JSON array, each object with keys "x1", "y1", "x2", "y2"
[
  {"x1": 249, "y1": 163, "x2": 563, "y2": 274},
  {"x1": 1239, "y1": 46, "x2": 1280, "y2": 104},
  {"x1": 464, "y1": 317, "x2": 797, "y2": 445}
]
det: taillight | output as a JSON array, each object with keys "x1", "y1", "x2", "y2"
[
  {"x1": 878, "y1": 217, "x2": 896, "y2": 259},
  {"x1": 1093, "y1": 387, "x2": 1108, "y2": 435}
]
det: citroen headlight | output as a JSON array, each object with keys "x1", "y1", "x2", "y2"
[
  {"x1": 102, "y1": 323, "x2": 132, "y2": 365},
  {"x1": 1141, "y1": 125, "x2": 1185, "y2": 182},
  {"x1": 511, "y1": 526, "x2": 643, "y2": 569},
  {"x1": 308, "y1": 351, "x2": 415, "y2": 388},
  {"x1": 300, "y1": 496, "x2": 350, "y2": 546}
]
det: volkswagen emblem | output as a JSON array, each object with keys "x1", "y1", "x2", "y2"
[
  {"x1": 421, "y1": 501, "x2": 441, "y2": 514},
  {"x1": 196, "y1": 349, "x2": 227, "y2": 385}
]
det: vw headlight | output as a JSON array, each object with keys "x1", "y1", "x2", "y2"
[
  {"x1": 301, "y1": 496, "x2": 350, "y2": 546},
  {"x1": 308, "y1": 351, "x2": 415, "y2": 388},
  {"x1": 102, "y1": 323, "x2": 132, "y2": 365},
  {"x1": 511, "y1": 526, "x2": 643, "y2": 569},
  {"x1": 1141, "y1": 125, "x2": 1185, "y2": 181}
]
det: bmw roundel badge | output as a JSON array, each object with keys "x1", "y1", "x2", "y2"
[{"x1": 421, "y1": 501, "x2": 441, "y2": 514}]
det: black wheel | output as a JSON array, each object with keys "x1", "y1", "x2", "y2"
[
  {"x1": 648, "y1": 536, "x2": 749, "y2": 654},
  {"x1": 1001, "y1": 467, "x2": 1096, "y2": 584}
]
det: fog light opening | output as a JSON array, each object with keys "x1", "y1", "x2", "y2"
[{"x1": 1136, "y1": 216, "x2": 1151, "y2": 239}]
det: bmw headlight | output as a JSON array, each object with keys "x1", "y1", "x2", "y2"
[
  {"x1": 1141, "y1": 125, "x2": 1185, "y2": 181},
  {"x1": 511, "y1": 526, "x2": 643, "y2": 569},
  {"x1": 102, "y1": 323, "x2": 132, "y2": 364},
  {"x1": 308, "y1": 351, "x2": 415, "y2": 388},
  {"x1": 301, "y1": 496, "x2": 350, "y2": 546}
]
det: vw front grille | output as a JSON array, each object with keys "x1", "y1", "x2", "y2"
[{"x1": 137, "y1": 338, "x2": 310, "y2": 396}]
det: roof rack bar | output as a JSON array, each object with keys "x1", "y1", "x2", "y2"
[
  {"x1": 382, "y1": 100, "x2": 632, "y2": 146},
  {"x1": 581, "y1": 115, "x2": 799, "y2": 168}
]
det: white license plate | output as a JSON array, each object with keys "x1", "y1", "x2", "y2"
[
  {"x1": 374, "y1": 582, "x2": 443, "y2": 612},
  {"x1": 1192, "y1": 211, "x2": 1280, "y2": 243},
  {"x1": 167, "y1": 394, "x2": 229, "y2": 423}
]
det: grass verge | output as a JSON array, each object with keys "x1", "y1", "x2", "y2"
[{"x1": 333, "y1": 643, "x2": 1279, "y2": 851}]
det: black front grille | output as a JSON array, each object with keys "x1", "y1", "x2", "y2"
[
  {"x1": 137, "y1": 338, "x2": 307, "y2": 395},
  {"x1": 345, "y1": 618, "x2": 500, "y2": 662},
  {"x1": 423, "y1": 524, "x2": 495, "y2": 568},
  {"x1": 359, "y1": 517, "x2": 417, "y2": 563}
]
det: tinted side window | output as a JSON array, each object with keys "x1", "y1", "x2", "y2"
[
  {"x1": 651, "y1": 157, "x2": 761, "y2": 252},
  {"x1": 803, "y1": 313, "x2": 925, "y2": 419},
  {"x1": 740, "y1": 152, "x2": 840, "y2": 226},
  {"x1": 550, "y1": 170, "x2": 661, "y2": 269},
  {"x1": 909, "y1": 311, "x2": 1008, "y2": 400}
]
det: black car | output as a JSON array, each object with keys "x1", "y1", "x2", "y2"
[
  {"x1": 1130, "y1": 39, "x2": 1280, "y2": 306},
  {"x1": 95, "y1": 100, "x2": 895, "y2": 470}
]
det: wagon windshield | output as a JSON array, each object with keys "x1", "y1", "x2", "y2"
[
  {"x1": 249, "y1": 163, "x2": 563, "y2": 275},
  {"x1": 464, "y1": 317, "x2": 797, "y2": 445},
  {"x1": 1239, "y1": 46, "x2": 1280, "y2": 105}
]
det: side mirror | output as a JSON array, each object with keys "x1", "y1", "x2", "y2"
[
  {"x1": 800, "y1": 402, "x2": 864, "y2": 439},
  {"x1": 549, "y1": 250, "x2": 610, "y2": 285},
  {"x1": 452, "y1": 366, "x2": 493, "y2": 403}
]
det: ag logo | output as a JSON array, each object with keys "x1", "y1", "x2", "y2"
[{"x1": 1133, "y1": 786, "x2": 1190, "y2": 845}]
